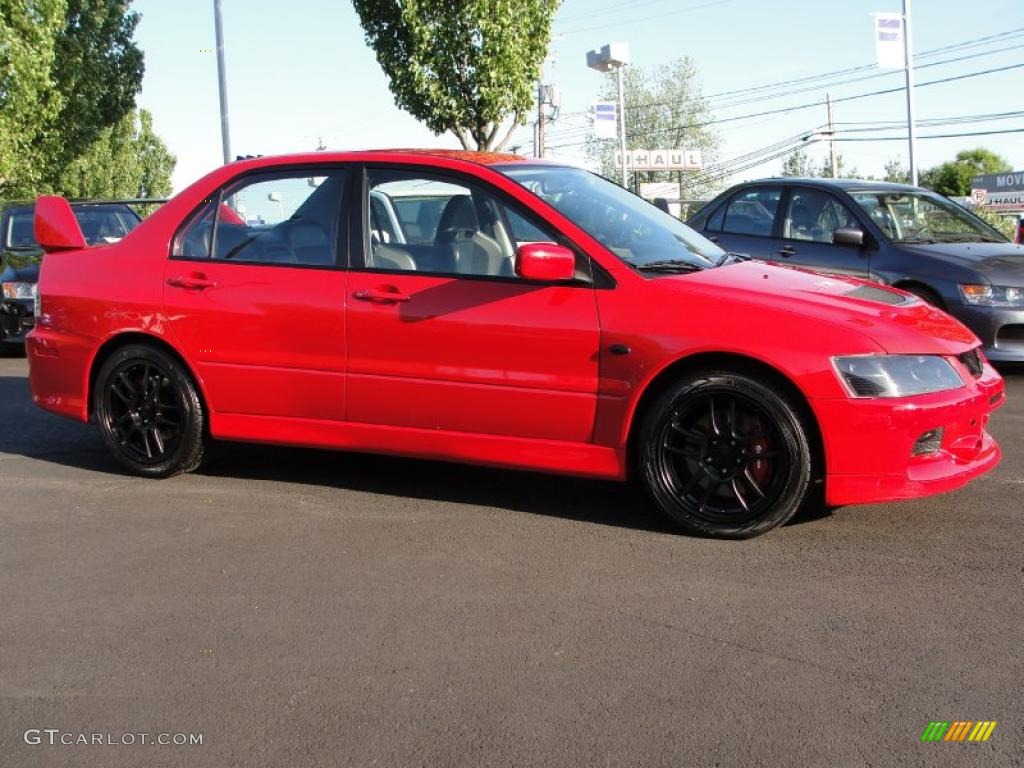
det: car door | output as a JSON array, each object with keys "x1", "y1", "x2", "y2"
[
  {"x1": 345, "y1": 165, "x2": 601, "y2": 443},
  {"x1": 774, "y1": 186, "x2": 870, "y2": 278},
  {"x1": 163, "y1": 167, "x2": 349, "y2": 420},
  {"x1": 699, "y1": 186, "x2": 782, "y2": 260}
]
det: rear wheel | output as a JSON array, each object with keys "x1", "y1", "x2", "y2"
[
  {"x1": 94, "y1": 344, "x2": 205, "y2": 477},
  {"x1": 638, "y1": 371, "x2": 813, "y2": 539}
]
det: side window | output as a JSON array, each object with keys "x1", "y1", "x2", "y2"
[
  {"x1": 174, "y1": 170, "x2": 345, "y2": 265},
  {"x1": 364, "y1": 169, "x2": 559, "y2": 277},
  {"x1": 704, "y1": 202, "x2": 726, "y2": 232},
  {"x1": 174, "y1": 200, "x2": 217, "y2": 259},
  {"x1": 784, "y1": 189, "x2": 858, "y2": 244},
  {"x1": 721, "y1": 188, "x2": 781, "y2": 237},
  {"x1": 213, "y1": 171, "x2": 345, "y2": 265}
]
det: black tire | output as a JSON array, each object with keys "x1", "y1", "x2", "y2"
[
  {"x1": 93, "y1": 343, "x2": 205, "y2": 478},
  {"x1": 902, "y1": 284, "x2": 944, "y2": 309},
  {"x1": 637, "y1": 370, "x2": 813, "y2": 539}
]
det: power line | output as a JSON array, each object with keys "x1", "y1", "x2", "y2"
[
  {"x1": 627, "y1": 62, "x2": 1024, "y2": 141},
  {"x1": 555, "y1": 27, "x2": 1024, "y2": 120},
  {"x1": 831, "y1": 127, "x2": 1024, "y2": 141}
]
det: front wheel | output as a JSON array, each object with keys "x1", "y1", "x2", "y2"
[
  {"x1": 94, "y1": 343, "x2": 205, "y2": 477},
  {"x1": 638, "y1": 371, "x2": 813, "y2": 539}
]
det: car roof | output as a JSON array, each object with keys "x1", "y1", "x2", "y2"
[
  {"x1": 735, "y1": 177, "x2": 924, "y2": 193},
  {"x1": 224, "y1": 149, "x2": 559, "y2": 171}
]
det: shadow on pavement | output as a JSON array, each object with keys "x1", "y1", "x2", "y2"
[{"x1": 3, "y1": 370, "x2": 830, "y2": 534}]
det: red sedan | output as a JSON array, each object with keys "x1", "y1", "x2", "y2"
[{"x1": 28, "y1": 151, "x2": 1005, "y2": 538}]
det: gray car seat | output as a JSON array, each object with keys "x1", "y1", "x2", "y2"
[{"x1": 434, "y1": 195, "x2": 504, "y2": 276}]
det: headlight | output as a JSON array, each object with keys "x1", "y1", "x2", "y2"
[
  {"x1": 959, "y1": 284, "x2": 1024, "y2": 307},
  {"x1": 2, "y1": 282, "x2": 37, "y2": 300},
  {"x1": 833, "y1": 355, "x2": 964, "y2": 398}
]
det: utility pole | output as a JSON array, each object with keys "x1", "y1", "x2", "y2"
[
  {"x1": 902, "y1": 0, "x2": 918, "y2": 185},
  {"x1": 213, "y1": 0, "x2": 232, "y2": 165},
  {"x1": 537, "y1": 82, "x2": 546, "y2": 158},
  {"x1": 617, "y1": 64, "x2": 628, "y2": 189},
  {"x1": 587, "y1": 44, "x2": 630, "y2": 188},
  {"x1": 826, "y1": 92, "x2": 838, "y2": 178}
]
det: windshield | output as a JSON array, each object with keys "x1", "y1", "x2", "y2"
[
  {"x1": 500, "y1": 165, "x2": 725, "y2": 270},
  {"x1": 848, "y1": 189, "x2": 1006, "y2": 244}
]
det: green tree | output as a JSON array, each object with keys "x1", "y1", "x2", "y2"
[
  {"x1": 45, "y1": 0, "x2": 145, "y2": 180},
  {"x1": 57, "y1": 109, "x2": 175, "y2": 198},
  {"x1": 883, "y1": 158, "x2": 910, "y2": 183},
  {"x1": 818, "y1": 153, "x2": 857, "y2": 179},
  {"x1": 919, "y1": 148, "x2": 1012, "y2": 196},
  {"x1": 352, "y1": 0, "x2": 560, "y2": 150},
  {"x1": 586, "y1": 58, "x2": 720, "y2": 198},
  {"x1": 780, "y1": 149, "x2": 817, "y2": 178},
  {"x1": 0, "y1": 0, "x2": 67, "y2": 198},
  {"x1": 779, "y1": 149, "x2": 858, "y2": 179}
]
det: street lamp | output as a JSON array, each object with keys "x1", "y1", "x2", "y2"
[{"x1": 587, "y1": 43, "x2": 630, "y2": 188}]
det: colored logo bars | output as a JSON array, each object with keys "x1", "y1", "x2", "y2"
[{"x1": 921, "y1": 721, "x2": 997, "y2": 742}]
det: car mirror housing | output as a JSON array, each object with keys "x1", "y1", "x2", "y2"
[
  {"x1": 833, "y1": 227, "x2": 865, "y2": 247},
  {"x1": 515, "y1": 243, "x2": 576, "y2": 282}
]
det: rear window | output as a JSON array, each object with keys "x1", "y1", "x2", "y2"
[{"x1": 2, "y1": 205, "x2": 140, "y2": 249}]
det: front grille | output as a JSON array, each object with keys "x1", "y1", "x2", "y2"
[{"x1": 958, "y1": 348, "x2": 983, "y2": 378}]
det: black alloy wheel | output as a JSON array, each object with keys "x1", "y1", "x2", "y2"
[
  {"x1": 639, "y1": 371, "x2": 813, "y2": 538},
  {"x1": 94, "y1": 344, "x2": 205, "y2": 477}
]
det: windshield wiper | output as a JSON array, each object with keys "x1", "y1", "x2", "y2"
[
  {"x1": 714, "y1": 251, "x2": 751, "y2": 267},
  {"x1": 635, "y1": 260, "x2": 705, "y2": 273}
]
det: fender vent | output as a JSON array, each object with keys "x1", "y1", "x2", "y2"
[
  {"x1": 844, "y1": 285, "x2": 909, "y2": 305},
  {"x1": 959, "y1": 348, "x2": 983, "y2": 378}
]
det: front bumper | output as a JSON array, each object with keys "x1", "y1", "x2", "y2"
[
  {"x1": 815, "y1": 357, "x2": 1005, "y2": 507},
  {"x1": 0, "y1": 298, "x2": 34, "y2": 343},
  {"x1": 953, "y1": 304, "x2": 1024, "y2": 362}
]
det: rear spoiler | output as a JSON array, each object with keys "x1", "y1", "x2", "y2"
[{"x1": 34, "y1": 196, "x2": 86, "y2": 253}]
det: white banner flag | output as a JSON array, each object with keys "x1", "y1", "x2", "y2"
[
  {"x1": 593, "y1": 102, "x2": 618, "y2": 139},
  {"x1": 874, "y1": 12, "x2": 905, "y2": 68}
]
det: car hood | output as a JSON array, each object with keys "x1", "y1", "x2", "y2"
[
  {"x1": 661, "y1": 261, "x2": 978, "y2": 355},
  {"x1": 0, "y1": 251, "x2": 40, "y2": 283},
  {"x1": 898, "y1": 242, "x2": 1024, "y2": 285}
]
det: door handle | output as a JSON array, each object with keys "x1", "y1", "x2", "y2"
[
  {"x1": 708, "y1": 235, "x2": 720, "y2": 244},
  {"x1": 778, "y1": 245, "x2": 797, "y2": 257},
  {"x1": 167, "y1": 273, "x2": 217, "y2": 290},
  {"x1": 354, "y1": 287, "x2": 411, "y2": 303}
]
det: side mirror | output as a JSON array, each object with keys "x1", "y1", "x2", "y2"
[
  {"x1": 833, "y1": 227, "x2": 865, "y2": 247},
  {"x1": 515, "y1": 243, "x2": 576, "y2": 282},
  {"x1": 34, "y1": 196, "x2": 87, "y2": 252}
]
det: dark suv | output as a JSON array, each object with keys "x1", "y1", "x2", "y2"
[
  {"x1": 1, "y1": 201, "x2": 144, "y2": 348},
  {"x1": 687, "y1": 179, "x2": 1024, "y2": 362}
]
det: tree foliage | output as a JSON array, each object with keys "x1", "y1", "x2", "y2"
[
  {"x1": 883, "y1": 158, "x2": 910, "y2": 184},
  {"x1": 47, "y1": 0, "x2": 145, "y2": 174},
  {"x1": 58, "y1": 109, "x2": 175, "y2": 198},
  {"x1": 0, "y1": 0, "x2": 152, "y2": 199},
  {"x1": 780, "y1": 149, "x2": 815, "y2": 178},
  {"x1": 351, "y1": 0, "x2": 560, "y2": 151},
  {"x1": 779, "y1": 148, "x2": 858, "y2": 179},
  {"x1": 586, "y1": 58, "x2": 720, "y2": 198},
  {"x1": 919, "y1": 148, "x2": 1012, "y2": 197},
  {"x1": 0, "y1": 0, "x2": 67, "y2": 197}
]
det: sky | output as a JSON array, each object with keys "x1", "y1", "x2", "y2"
[{"x1": 132, "y1": 0, "x2": 1023, "y2": 194}]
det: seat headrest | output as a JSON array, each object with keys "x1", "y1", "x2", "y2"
[{"x1": 436, "y1": 195, "x2": 478, "y2": 235}]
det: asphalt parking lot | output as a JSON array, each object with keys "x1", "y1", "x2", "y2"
[{"x1": 1, "y1": 354, "x2": 1021, "y2": 767}]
